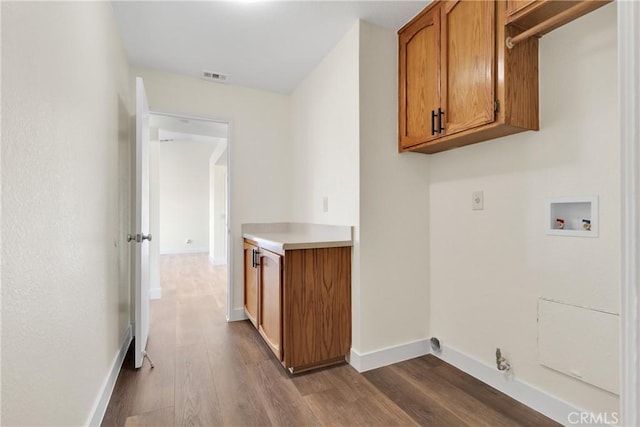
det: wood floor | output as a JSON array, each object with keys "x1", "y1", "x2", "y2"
[{"x1": 102, "y1": 253, "x2": 559, "y2": 427}]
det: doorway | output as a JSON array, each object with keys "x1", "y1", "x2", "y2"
[{"x1": 148, "y1": 112, "x2": 231, "y2": 317}]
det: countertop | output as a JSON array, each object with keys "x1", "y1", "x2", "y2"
[{"x1": 242, "y1": 223, "x2": 353, "y2": 255}]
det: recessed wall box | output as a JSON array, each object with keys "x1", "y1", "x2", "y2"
[{"x1": 546, "y1": 196, "x2": 598, "y2": 237}]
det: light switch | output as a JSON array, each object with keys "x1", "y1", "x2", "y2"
[
  {"x1": 472, "y1": 191, "x2": 484, "y2": 210},
  {"x1": 322, "y1": 196, "x2": 329, "y2": 213}
]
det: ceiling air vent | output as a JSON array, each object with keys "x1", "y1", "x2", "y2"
[{"x1": 202, "y1": 70, "x2": 229, "y2": 83}]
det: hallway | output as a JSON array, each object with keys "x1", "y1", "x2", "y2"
[{"x1": 102, "y1": 254, "x2": 557, "y2": 427}]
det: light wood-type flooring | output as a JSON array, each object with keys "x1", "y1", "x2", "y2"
[{"x1": 103, "y1": 253, "x2": 559, "y2": 427}]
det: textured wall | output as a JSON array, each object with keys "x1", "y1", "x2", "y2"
[{"x1": 2, "y1": 2, "x2": 132, "y2": 424}]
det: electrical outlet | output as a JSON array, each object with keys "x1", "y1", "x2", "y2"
[{"x1": 472, "y1": 191, "x2": 484, "y2": 210}]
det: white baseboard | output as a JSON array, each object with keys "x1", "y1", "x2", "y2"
[
  {"x1": 149, "y1": 287, "x2": 162, "y2": 300},
  {"x1": 434, "y1": 342, "x2": 583, "y2": 425},
  {"x1": 87, "y1": 324, "x2": 132, "y2": 426},
  {"x1": 227, "y1": 307, "x2": 248, "y2": 322},
  {"x1": 349, "y1": 338, "x2": 430, "y2": 373},
  {"x1": 208, "y1": 255, "x2": 227, "y2": 265},
  {"x1": 160, "y1": 247, "x2": 208, "y2": 255}
]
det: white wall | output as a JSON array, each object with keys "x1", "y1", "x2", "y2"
[
  {"x1": 2, "y1": 2, "x2": 132, "y2": 424},
  {"x1": 358, "y1": 21, "x2": 431, "y2": 354},
  {"x1": 428, "y1": 3, "x2": 619, "y2": 414},
  {"x1": 159, "y1": 139, "x2": 216, "y2": 254},
  {"x1": 290, "y1": 24, "x2": 360, "y2": 227},
  {"x1": 134, "y1": 68, "x2": 292, "y2": 313},
  {"x1": 289, "y1": 21, "x2": 431, "y2": 356}
]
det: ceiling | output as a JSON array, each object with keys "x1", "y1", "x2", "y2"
[
  {"x1": 111, "y1": 1, "x2": 427, "y2": 94},
  {"x1": 152, "y1": 113, "x2": 228, "y2": 164}
]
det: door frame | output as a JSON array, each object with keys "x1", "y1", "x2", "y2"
[
  {"x1": 149, "y1": 110, "x2": 234, "y2": 322},
  {"x1": 619, "y1": 1, "x2": 640, "y2": 425}
]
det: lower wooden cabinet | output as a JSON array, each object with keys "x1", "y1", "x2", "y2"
[{"x1": 243, "y1": 239, "x2": 351, "y2": 373}]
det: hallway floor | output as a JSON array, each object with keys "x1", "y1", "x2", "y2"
[{"x1": 102, "y1": 253, "x2": 558, "y2": 426}]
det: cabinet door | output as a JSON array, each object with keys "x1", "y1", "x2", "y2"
[
  {"x1": 243, "y1": 241, "x2": 259, "y2": 327},
  {"x1": 441, "y1": 0, "x2": 495, "y2": 136},
  {"x1": 258, "y1": 249, "x2": 282, "y2": 360},
  {"x1": 399, "y1": 5, "x2": 441, "y2": 149},
  {"x1": 283, "y1": 247, "x2": 351, "y2": 370}
]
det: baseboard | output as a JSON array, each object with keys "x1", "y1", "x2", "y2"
[
  {"x1": 86, "y1": 324, "x2": 132, "y2": 426},
  {"x1": 227, "y1": 307, "x2": 248, "y2": 322},
  {"x1": 160, "y1": 247, "x2": 208, "y2": 255},
  {"x1": 149, "y1": 287, "x2": 162, "y2": 300},
  {"x1": 434, "y1": 342, "x2": 583, "y2": 425},
  {"x1": 208, "y1": 255, "x2": 227, "y2": 265},
  {"x1": 349, "y1": 338, "x2": 430, "y2": 372}
]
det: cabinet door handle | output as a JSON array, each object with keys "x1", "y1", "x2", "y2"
[
  {"x1": 252, "y1": 249, "x2": 257, "y2": 268},
  {"x1": 431, "y1": 110, "x2": 437, "y2": 135},
  {"x1": 253, "y1": 249, "x2": 260, "y2": 268},
  {"x1": 438, "y1": 108, "x2": 445, "y2": 133}
]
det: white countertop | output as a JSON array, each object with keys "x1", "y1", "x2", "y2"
[{"x1": 242, "y1": 223, "x2": 353, "y2": 255}]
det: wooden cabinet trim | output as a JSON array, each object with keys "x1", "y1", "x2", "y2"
[
  {"x1": 507, "y1": 0, "x2": 612, "y2": 36},
  {"x1": 506, "y1": 0, "x2": 535, "y2": 19}
]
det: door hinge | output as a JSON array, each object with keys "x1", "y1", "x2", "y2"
[{"x1": 494, "y1": 100, "x2": 500, "y2": 113}]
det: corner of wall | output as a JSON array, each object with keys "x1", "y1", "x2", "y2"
[{"x1": 356, "y1": 19, "x2": 431, "y2": 356}]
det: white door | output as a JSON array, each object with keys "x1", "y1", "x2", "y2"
[{"x1": 134, "y1": 77, "x2": 151, "y2": 369}]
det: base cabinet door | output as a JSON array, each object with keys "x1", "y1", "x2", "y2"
[
  {"x1": 243, "y1": 241, "x2": 259, "y2": 326},
  {"x1": 258, "y1": 249, "x2": 282, "y2": 360}
]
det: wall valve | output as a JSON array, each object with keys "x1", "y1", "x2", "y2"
[{"x1": 496, "y1": 348, "x2": 511, "y2": 372}]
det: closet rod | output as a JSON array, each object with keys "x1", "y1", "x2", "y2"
[{"x1": 506, "y1": 1, "x2": 596, "y2": 49}]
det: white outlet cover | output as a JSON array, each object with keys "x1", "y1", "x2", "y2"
[{"x1": 472, "y1": 191, "x2": 484, "y2": 210}]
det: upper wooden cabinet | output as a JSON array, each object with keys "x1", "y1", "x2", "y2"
[{"x1": 399, "y1": 0, "x2": 539, "y2": 154}]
